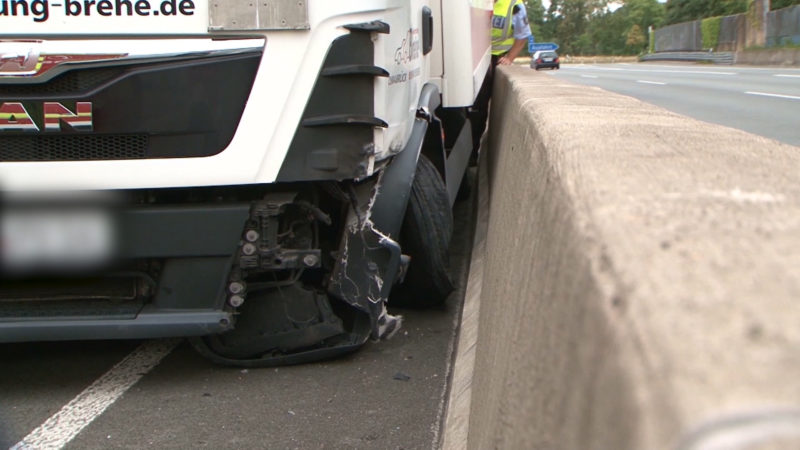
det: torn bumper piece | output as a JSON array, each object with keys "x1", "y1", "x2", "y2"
[
  {"x1": 328, "y1": 179, "x2": 406, "y2": 342},
  {"x1": 203, "y1": 87, "x2": 434, "y2": 365},
  {"x1": 196, "y1": 172, "x2": 412, "y2": 367},
  {"x1": 328, "y1": 105, "x2": 429, "y2": 341},
  {"x1": 328, "y1": 103, "x2": 431, "y2": 340}
]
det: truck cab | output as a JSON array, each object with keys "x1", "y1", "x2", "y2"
[{"x1": 0, "y1": 0, "x2": 493, "y2": 366}]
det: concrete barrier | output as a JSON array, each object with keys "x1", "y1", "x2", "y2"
[
  {"x1": 655, "y1": 21, "x2": 703, "y2": 52},
  {"x1": 767, "y1": 5, "x2": 800, "y2": 47},
  {"x1": 735, "y1": 48, "x2": 800, "y2": 66},
  {"x1": 446, "y1": 66, "x2": 800, "y2": 449}
]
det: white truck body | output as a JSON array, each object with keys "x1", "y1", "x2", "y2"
[
  {"x1": 0, "y1": 0, "x2": 492, "y2": 366},
  {"x1": 0, "y1": 0, "x2": 491, "y2": 190}
]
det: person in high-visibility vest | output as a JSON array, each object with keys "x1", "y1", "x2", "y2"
[
  {"x1": 492, "y1": 0, "x2": 533, "y2": 65},
  {"x1": 471, "y1": 0, "x2": 533, "y2": 153}
]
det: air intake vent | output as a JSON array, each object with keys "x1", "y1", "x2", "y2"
[
  {"x1": 2, "y1": 135, "x2": 148, "y2": 161},
  {"x1": 0, "y1": 67, "x2": 126, "y2": 96}
]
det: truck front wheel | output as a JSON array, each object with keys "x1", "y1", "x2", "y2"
[{"x1": 392, "y1": 154, "x2": 455, "y2": 307}]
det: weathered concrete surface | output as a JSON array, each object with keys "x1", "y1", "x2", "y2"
[
  {"x1": 442, "y1": 140, "x2": 490, "y2": 450},
  {"x1": 736, "y1": 48, "x2": 800, "y2": 66},
  {"x1": 464, "y1": 65, "x2": 800, "y2": 449}
]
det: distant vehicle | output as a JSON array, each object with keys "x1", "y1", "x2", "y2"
[{"x1": 531, "y1": 51, "x2": 560, "y2": 70}]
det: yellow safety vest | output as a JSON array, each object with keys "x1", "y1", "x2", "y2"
[{"x1": 492, "y1": 0, "x2": 524, "y2": 55}]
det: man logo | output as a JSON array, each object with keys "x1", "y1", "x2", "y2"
[
  {"x1": 1, "y1": 42, "x2": 125, "y2": 79},
  {"x1": 0, "y1": 46, "x2": 41, "y2": 76},
  {"x1": 0, "y1": 102, "x2": 93, "y2": 132}
]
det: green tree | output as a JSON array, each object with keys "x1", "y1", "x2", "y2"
[
  {"x1": 625, "y1": 24, "x2": 647, "y2": 50},
  {"x1": 552, "y1": 0, "x2": 608, "y2": 54},
  {"x1": 625, "y1": 0, "x2": 666, "y2": 31},
  {"x1": 525, "y1": 0, "x2": 547, "y2": 42},
  {"x1": 665, "y1": 0, "x2": 747, "y2": 25},
  {"x1": 578, "y1": 0, "x2": 665, "y2": 55},
  {"x1": 623, "y1": 0, "x2": 666, "y2": 52},
  {"x1": 772, "y1": 0, "x2": 800, "y2": 9},
  {"x1": 540, "y1": 0, "x2": 664, "y2": 55},
  {"x1": 543, "y1": 0, "x2": 562, "y2": 43},
  {"x1": 666, "y1": 0, "x2": 702, "y2": 24},
  {"x1": 709, "y1": 0, "x2": 748, "y2": 16},
  {"x1": 585, "y1": 10, "x2": 629, "y2": 54}
]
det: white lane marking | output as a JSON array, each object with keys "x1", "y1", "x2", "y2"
[
  {"x1": 581, "y1": 75, "x2": 599, "y2": 79},
  {"x1": 641, "y1": 64, "x2": 800, "y2": 74},
  {"x1": 12, "y1": 339, "x2": 180, "y2": 450},
  {"x1": 745, "y1": 91, "x2": 800, "y2": 101},
  {"x1": 775, "y1": 74, "x2": 800, "y2": 78},
  {"x1": 637, "y1": 80, "x2": 666, "y2": 85},
  {"x1": 571, "y1": 67, "x2": 736, "y2": 75}
]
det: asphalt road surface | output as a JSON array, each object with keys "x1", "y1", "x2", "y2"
[
  {"x1": 0, "y1": 171, "x2": 477, "y2": 450},
  {"x1": 549, "y1": 62, "x2": 800, "y2": 147}
]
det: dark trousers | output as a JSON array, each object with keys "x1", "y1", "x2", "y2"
[{"x1": 471, "y1": 54, "x2": 502, "y2": 151}]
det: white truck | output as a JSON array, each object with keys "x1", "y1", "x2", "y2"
[{"x1": 0, "y1": 0, "x2": 493, "y2": 366}]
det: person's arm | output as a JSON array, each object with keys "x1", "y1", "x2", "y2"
[
  {"x1": 497, "y1": 38, "x2": 527, "y2": 65},
  {"x1": 498, "y1": 3, "x2": 532, "y2": 65}
]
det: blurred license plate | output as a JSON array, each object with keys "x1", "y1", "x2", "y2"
[
  {"x1": 544, "y1": 57, "x2": 553, "y2": 62},
  {"x1": 2, "y1": 207, "x2": 115, "y2": 272}
]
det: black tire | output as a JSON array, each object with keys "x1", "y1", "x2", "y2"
[{"x1": 391, "y1": 154, "x2": 455, "y2": 308}]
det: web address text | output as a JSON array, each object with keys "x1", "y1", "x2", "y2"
[{"x1": 1, "y1": 0, "x2": 195, "y2": 23}]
